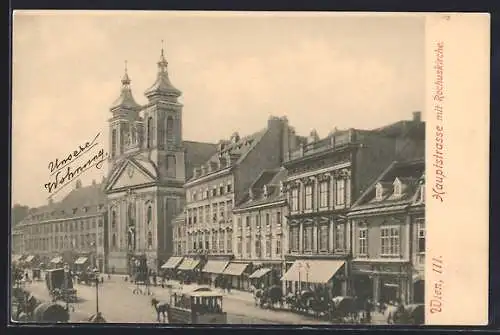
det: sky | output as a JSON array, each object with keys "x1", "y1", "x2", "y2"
[{"x1": 12, "y1": 11, "x2": 426, "y2": 208}]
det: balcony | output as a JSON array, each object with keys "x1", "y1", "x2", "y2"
[{"x1": 285, "y1": 130, "x2": 355, "y2": 162}]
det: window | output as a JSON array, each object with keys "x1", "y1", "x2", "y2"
[
  {"x1": 111, "y1": 210, "x2": 116, "y2": 229},
  {"x1": 266, "y1": 239, "x2": 271, "y2": 257},
  {"x1": 381, "y1": 226, "x2": 400, "y2": 256},
  {"x1": 227, "y1": 183, "x2": 232, "y2": 193},
  {"x1": 212, "y1": 188, "x2": 217, "y2": 197},
  {"x1": 265, "y1": 213, "x2": 270, "y2": 227},
  {"x1": 146, "y1": 205, "x2": 152, "y2": 224},
  {"x1": 375, "y1": 184, "x2": 384, "y2": 200},
  {"x1": 246, "y1": 239, "x2": 251, "y2": 256},
  {"x1": 111, "y1": 129, "x2": 117, "y2": 157},
  {"x1": 112, "y1": 234, "x2": 116, "y2": 248},
  {"x1": 255, "y1": 240, "x2": 261, "y2": 258},
  {"x1": 166, "y1": 116, "x2": 174, "y2": 143},
  {"x1": 359, "y1": 228, "x2": 368, "y2": 256},
  {"x1": 320, "y1": 181, "x2": 329, "y2": 208},
  {"x1": 245, "y1": 216, "x2": 251, "y2": 231},
  {"x1": 146, "y1": 116, "x2": 153, "y2": 148},
  {"x1": 417, "y1": 220, "x2": 425, "y2": 253},
  {"x1": 335, "y1": 179, "x2": 346, "y2": 205},
  {"x1": 303, "y1": 226, "x2": 313, "y2": 251},
  {"x1": 205, "y1": 240, "x2": 209, "y2": 250},
  {"x1": 237, "y1": 237, "x2": 242, "y2": 254},
  {"x1": 290, "y1": 226, "x2": 299, "y2": 251},
  {"x1": 335, "y1": 224, "x2": 345, "y2": 250},
  {"x1": 147, "y1": 232, "x2": 153, "y2": 249},
  {"x1": 167, "y1": 155, "x2": 176, "y2": 177},
  {"x1": 319, "y1": 225, "x2": 329, "y2": 251},
  {"x1": 219, "y1": 232, "x2": 225, "y2": 252},
  {"x1": 305, "y1": 185, "x2": 313, "y2": 210},
  {"x1": 219, "y1": 186, "x2": 224, "y2": 195},
  {"x1": 291, "y1": 188, "x2": 299, "y2": 211},
  {"x1": 212, "y1": 233, "x2": 217, "y2": 251},
  {"x1": 276, "y1": 239, "x2": 282, "y2": 255}
]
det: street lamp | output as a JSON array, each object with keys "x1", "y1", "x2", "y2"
[
  {"x1": 88, "y1": 276, "x2": 106, "y2": 322},
  {"x1": 63, "y1": 263, "x2": 71, "y2": 312}
]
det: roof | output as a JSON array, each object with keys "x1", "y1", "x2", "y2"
[
  {"x1": 187, "y1": 129, "x2": 267, "y2": 182},
  {"x1": 235, "y1": 168, "x2": 288, "y2": 210},
  {"x1": 144, "y1": 54, "x2": 181, "y2": 99},
  {"x1": 182, "y1": 141, "x2": 218, "y2": 179},
  {"x1": 21, "y1": 182, "x2": 106, "y2": 223},
  {"x1": 372, "y1": 120, "x2": 425, "y2": 140},
  {"x1": 349, "y1": 159, "x2": 424, "y2": 214},
  {"x1": 110, "y1": 86, "x2": 141, "y2": 111}
]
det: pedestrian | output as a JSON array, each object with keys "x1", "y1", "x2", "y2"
[
  {"x1": 364, "y1": 298, "x2": 373, "y2": 324},
  {"x1": 153, "y1": 273, "x2": 157, "y2": 287}
]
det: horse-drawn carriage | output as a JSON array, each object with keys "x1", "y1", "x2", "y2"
[
  {"x1": 386, "y1": 303, "x2": 424, "y2": 325},
  {"x1": 76, "y1": 270, "x2": 97, "y2": 285},
  {"x1": 45, "y1": 268, "x2": 77, "y2": 303},
  {"x1": 12, "y1": 286, "x2": 69, "y2": 323},
  {"x1": 166, "y1": 289, "x2": 227, "y2": 324}
]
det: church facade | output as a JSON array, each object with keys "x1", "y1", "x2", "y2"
[{"x1": 104, "y1": 49, "x2": 216, "y2": 274}]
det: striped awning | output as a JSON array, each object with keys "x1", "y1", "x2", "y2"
[
  {"x1": 202, "y1": 260, "x2": 228, "y2": 274},
  {"x1": 177, "y1": 258, "x2": 200, "y2": 271},
  {"x1": 161, "y1": 256, "x2": 184, "y2": 269},
  {"x1": 50, "y1": 256, "x2": 63, "y2": 264},
  {"x1": 223, "y1": 263, "x2": 249, "y2": 276},
  {"x1": 281, "y1": 260, "x2": 345, "y2": 284},
  {"x1": 24, "y1": 255, "x2": 35, "y2": 263},
  {"x1": 74, "y1": 257, "x2": 88, "y2": 265},
  {"x1": 249, "y1": 267, "x2": 272, "y2": 279}
]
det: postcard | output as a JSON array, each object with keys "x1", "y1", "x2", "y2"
[{"x1": 10, "y1": 11, "x2": 489, "y2": 326}]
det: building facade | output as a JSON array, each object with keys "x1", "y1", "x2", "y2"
[
  {"x1": 347, "y1": 159, "x2": 425, "y2": 305},
  {"x1": 104, "y1": 49, "x2": 217, "y2": 274},
  {"x1": 15, "y1": 180, "x2": 107, "y2": 271},
  {"x1": 281, "y1": 112, "x2": 425, "y2": 298},
  {"x1": 171, "y1": 116, "x2": 300, "y2": 285},
  {"x1": 232, "y1": 168, "x2": 289, "y2": 290}
]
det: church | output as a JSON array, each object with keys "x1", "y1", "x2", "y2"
[{"x1": 104, "y1": 48, "x2": 217, "y2": 274}]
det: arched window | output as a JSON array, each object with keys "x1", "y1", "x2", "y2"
[
  {"x1": 166, "y1": 116, "x2": 174, "y2": 143},
  {"x1": 147, "y1": 116, "x2": 153, "y2": 148},
  {"x1": 167, "y1": 155, "x2": 176, "y2": 177},
  {"x1": 112, "y1": 234, "x2": 116, "y2": 248},
  {"x1": 111, "y1": 129, "x2": 117, "y2": 157},
  {"x1": 147, "y1": 205, "x2": 152, "y2": 225},
  {"x1": 111, "y1": 210, "x2": 116, "y2": 229},
  {"x1": 147, "y1": 231, "x2": 153, "y2": 249}
]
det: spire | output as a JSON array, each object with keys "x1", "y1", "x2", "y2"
[
  {"x1": 110, "y1": 60, "x2": 141, "y2": 112},
  {"x1": 144, "y1": 41, "x2": 181, "y2": 101}
]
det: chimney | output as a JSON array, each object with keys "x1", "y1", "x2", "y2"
[
  {"x1": 75, "y1": 180, "x2": 82, "y2": 189},
  {"x1": 412, "y1": 111, "x2": 422, "y2": 123}
]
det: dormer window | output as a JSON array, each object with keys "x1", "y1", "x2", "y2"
[
  {"x1": 393, "y1": 178, "x2": 403, "y2": 197},
  {"x1": 263, "y1": 185, "x2": 269, "y2": 198},
  {"x1": 72, "y1": 208, "x2": 78, "y2": 214},
  {"x1": 420, "y1": 184, "x2": 425, "y2": 203},
  {"x1": 375, "y1": 183, "x2": 384, "y2": 201}
]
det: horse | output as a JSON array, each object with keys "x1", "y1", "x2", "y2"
[
  {"x1": 383, "y1": 302, "x2": 404, "y2": 324},
  {"x1": 259, "y1": 286, "x2": 284, "y2": 309},
  {"x1": 151, "y1": 298, "x2": 169, "y2": 323}
]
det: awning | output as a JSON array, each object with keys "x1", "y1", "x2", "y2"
[
  {"x1": 161, "y1": 256, "x2": 184, "y2": 269},
  {"x1": 50, "y1": 256, "x2": 63, "y2": 264},
  {"x1": 74, "y1": 257, "x2": 88, "y2": 265},
  {"x1": 25, "y1": 255, "x2": 35, "y2": 263},
  {"x1": 202, "y1": 260, "x2": 228, "y2": 274},
  {"x1": 177, "y1": 258, "x2": 200, "y2": 271},
  {"x1": 223, "y1": 263, "x2": 249, "y2": 276},
  {"x1": 12, "y1": 254, "x2": 23, "y2": 262},
  {"x1": 281, "y1": 260, "x2": 345, "y2": 284},
  {"x1": 249, "y1": 267, "x2": 272, "y2": 279}
]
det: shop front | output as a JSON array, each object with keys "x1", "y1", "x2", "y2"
[
  {"x1": 222, "y1": 262, "x2": 251, "y2": 290},
  {"x1": 281, "y1": 258, "x2": 348, "y2": 298},
  {"x1": 201, "y1": 259, "x2": 229, "y2": 287},
  {"x1": 49, "y1": 256, "x2": 63, "y2": 269},
  {"x1": 351, "y1": 260, "x2": 412, "y2": 305},
  {"x1": 160, "y1": 256, "x2": 184, "y2": 279},
  {"x1": 176, "y1": 257, "x2": 202, "y2": 284},
  {"x1": 248, "y1": 261, "x2": 283, "y2": 289}
]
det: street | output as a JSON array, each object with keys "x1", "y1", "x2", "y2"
[{"x1": 22, "y1": 276, "x2": 333, "y2": 324}]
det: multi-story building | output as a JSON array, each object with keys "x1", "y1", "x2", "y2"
[
  {"x1": 12, "y1": 225, "x2": 25, "y2": 262},
  {"x1": 281, "y1": 112, "x2": 424, "y2": 298},
  {"x1": 171, "y1": 116, "x2": 300, "y2": 285},
  {"x1": 232, "y1": 168, "x2": 289, "y2": 291},
  {"x1": 16, "y1": 180, "x2": 107, "y2": 271},
  {"x1": 347, "y1": 159, "x2": 425, "y2": 305},
  {"x1": 104, "y1": 49, "x2": 217, "y2": 273}
]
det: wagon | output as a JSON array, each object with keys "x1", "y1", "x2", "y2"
[{"x1": 167, "y1": 290, "x2": 227, "y2": 324}]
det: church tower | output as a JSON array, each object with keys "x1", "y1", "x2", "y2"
[
  {"x1": 108, "y1": 62, "x2": 143, "y2": 171},
  {"x1": 142, "y1": 46, "x2": 186, "y2": 183}
]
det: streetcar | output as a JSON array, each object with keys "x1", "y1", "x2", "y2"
[{"x1": 167, "y1": 290, "x2": 227, "y2": 324}]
